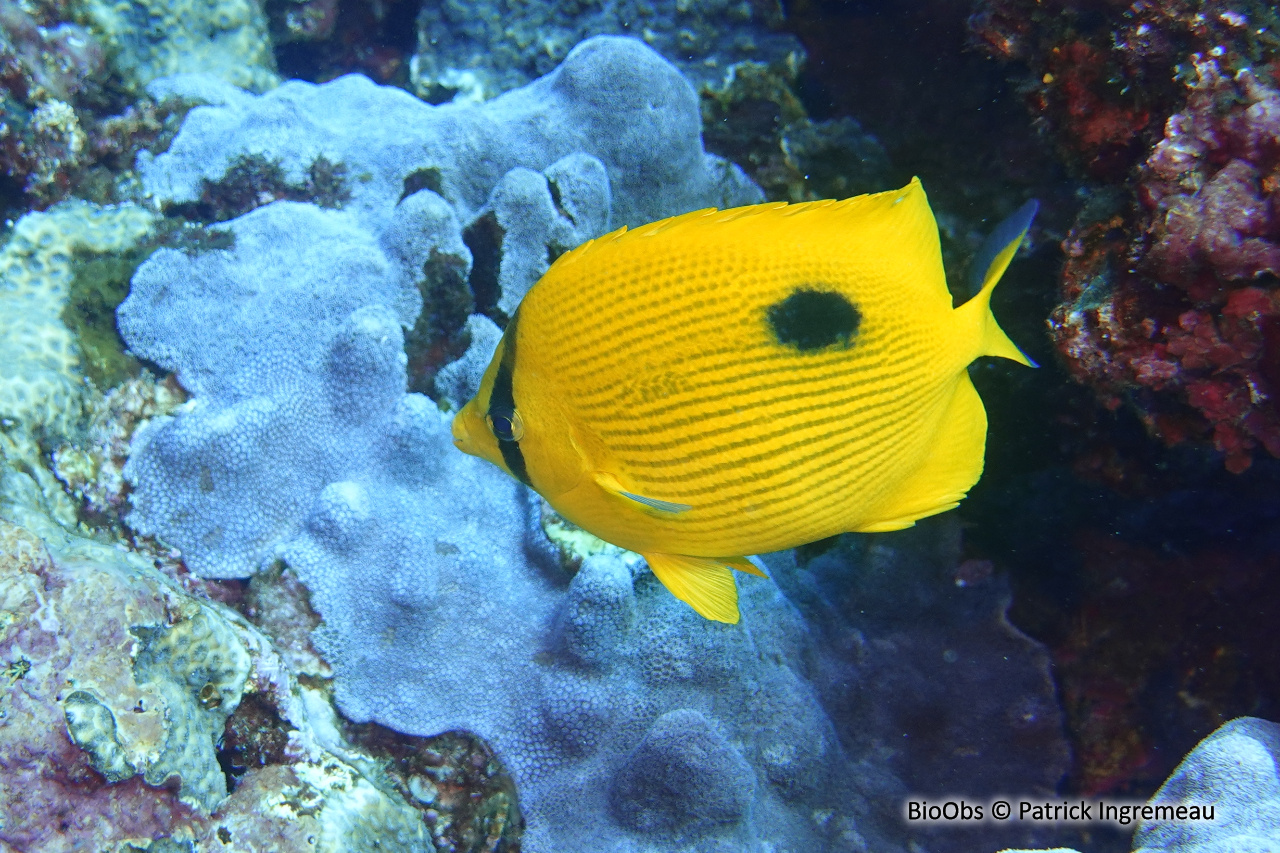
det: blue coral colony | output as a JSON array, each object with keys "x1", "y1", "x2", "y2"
[
  {"x1": 2, "y1": 0, "x2": 1278, "y2": 848},
  {"x1": 452, "y1": 180, "x2": 1037, "y2": 622}
]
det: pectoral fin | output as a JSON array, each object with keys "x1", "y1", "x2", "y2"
[
  {"x1": 644, "y1": 553, "x2": 746, "y2": 623},
  {"x1": 594, "y1": 471, "x2": 691, "y2": 514}
]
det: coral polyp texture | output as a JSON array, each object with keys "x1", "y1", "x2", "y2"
[
  {"x1": 108, "y1": 36, "x2": 1068, "y2": 852},
  {"x1": 0, "y1": 201, "x2": 156, "y2": 438},
  {"x1": 0, "y1": 201, "x2": 158, "y2": 535},
  {"x1": 973, "y1": 0, "x2": 1280, "y2": 472}
]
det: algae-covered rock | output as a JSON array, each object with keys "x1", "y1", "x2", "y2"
[
  {"x1": 0, "y1": 516, "x2": 434, "y2": 851},
  {"x1": 70, "y1": 0, "x2": 278, "y2": 93},
  {"x1": 0, "y1": 201, "x2": 156, "y2": 437}
]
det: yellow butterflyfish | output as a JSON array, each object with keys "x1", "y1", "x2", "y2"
[{"x1": 452, "y1": 178, "x2": 1035, "y2": 624}]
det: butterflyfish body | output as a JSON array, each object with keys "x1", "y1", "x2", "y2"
[{"x1": 452, "y1": 178, "x2": 1035, "y2": 624}]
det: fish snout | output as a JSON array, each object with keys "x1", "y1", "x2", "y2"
[{"x1": 451, "y1": 408, "x2": 476, "y2": 454}]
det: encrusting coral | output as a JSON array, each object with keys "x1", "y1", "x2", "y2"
[
  {"x1": 972, "y1": 0, "x2": 1280, "y2": 472},
  {"x1": 0, "y1": 514, "x2": 437, "y2": 851},
  {"x1": 0, "y1": 201, "x2": 159, "y2": 538},
  {"x1": 1052, "y1": 58, "x2": 1280, "y2": 473}
]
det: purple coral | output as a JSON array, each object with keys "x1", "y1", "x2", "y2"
[
  {"x1": 976, "y1": 0, "x2": 1280, "y2": 472},
  {"x1": 1144, "y1": 61, "x2": 1280, "y2": 291}
]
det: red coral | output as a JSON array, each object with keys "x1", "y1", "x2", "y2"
[
  {"x1": 1046, "y1": 51, "x2": 1280, "y2": 473},
  {"x1": 1039, "y1": 40, "x2": 1153, "y2": 177},
  {"x1": 975, "y1": 0, "x2": 1280, "y2": 472}
]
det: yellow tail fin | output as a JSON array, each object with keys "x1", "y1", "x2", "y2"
[{"x1": 956, "y1": 200, "x2": 1038, "y2": 367}]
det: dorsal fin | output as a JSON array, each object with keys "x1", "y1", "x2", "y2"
[{"x1": 546, "y1": 180, "x2": 938, "y2": 278}]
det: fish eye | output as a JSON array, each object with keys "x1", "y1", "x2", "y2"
[{"x1": 486, "y1": 407, "x2": 525, "y2": 442}]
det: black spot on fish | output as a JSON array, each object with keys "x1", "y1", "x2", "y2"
[{"x1": 766, "y1": 288, "x2": 861, "y2": 351}]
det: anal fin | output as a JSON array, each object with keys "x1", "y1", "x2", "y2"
[
  {"x1": 855, "y1": 376, "x2": 988, "y2": 533},
  {"x1": 644, "y1": 553, "x2": 750, "y2": 623}
]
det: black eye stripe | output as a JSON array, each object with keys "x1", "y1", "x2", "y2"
[{"x1": 489, "y1": 311, "x2": 531, "y2": 487}]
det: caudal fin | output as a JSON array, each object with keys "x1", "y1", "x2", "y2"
[{"x1": 957, "y1": 200, "x2": 1038, "y2": 367}]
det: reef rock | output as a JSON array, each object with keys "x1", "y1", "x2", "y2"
[
  {"x1": 0, "y1": 516, "x2": 434, "y2": 851},
  {"x1": 410, "y1": 0, "x2": 803, "y2": 102}
]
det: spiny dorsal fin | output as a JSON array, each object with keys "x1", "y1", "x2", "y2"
[{"x1": 547, "y1": 182, "x2": 930, "y2": 276}]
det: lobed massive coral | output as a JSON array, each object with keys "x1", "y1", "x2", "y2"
[
  {"x1": 122, "y1": 36, "x2": 759, "y2": 578},
  {"x1": 111, "y1": 36, "x2": 1067, "y2": 852}
]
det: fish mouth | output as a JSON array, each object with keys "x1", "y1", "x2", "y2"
[
  {"x1": 450, "y1": 408, "x2": 475, "y2": 454},
  {"x1": 451, "y1": 402, "x2": 496, "y2": 463}
]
